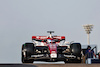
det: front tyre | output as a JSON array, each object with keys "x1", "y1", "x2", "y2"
[
  {"x1": 70, "y1": 43, "x2": 82, "y2": 63},
  {"x1": 21, "y1": 43, "x2": 34, "y2": 63},
  {"x1": 22, "y1": 51, "x2": 34, "y2": 63}
]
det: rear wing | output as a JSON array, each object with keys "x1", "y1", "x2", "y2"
[
  {"x1": 53, "y1": 36, "x2": 65, "y2": 41},
  {"x1": 32, "y1": 36, "x2": 65, "y2": 42}
]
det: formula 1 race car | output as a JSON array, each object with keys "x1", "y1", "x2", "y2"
[{"x1": 21, "y1": 31, "x2": 82, "y2": 63}]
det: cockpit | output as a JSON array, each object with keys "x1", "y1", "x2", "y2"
[{"x1": 47, "y1": 39, "x2": 55, "y2": 44}]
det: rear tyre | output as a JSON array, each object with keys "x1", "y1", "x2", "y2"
[{"x1": 21, "y1": 43, "x2": 34, "y2": 63}]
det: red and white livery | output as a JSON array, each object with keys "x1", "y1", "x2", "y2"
[{"x1": 21, "y1": 31, "x2": 82, "y2": 63}]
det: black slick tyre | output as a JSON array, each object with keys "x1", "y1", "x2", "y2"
[{"x1": 21, "y1": 43, "x2": 34, "y2": 63}]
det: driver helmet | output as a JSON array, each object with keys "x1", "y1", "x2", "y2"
[{"x1": 47, "y1": 39, "x2": 55, "y2": 43}]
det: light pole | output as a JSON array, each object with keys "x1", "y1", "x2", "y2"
[{"x1": 83, "y1": 24, "x2": 94, "y2": 45}]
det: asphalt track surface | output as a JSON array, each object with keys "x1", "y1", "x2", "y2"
[{"x1": 0, "y1": 63, "x2": 100, "y2": 67}]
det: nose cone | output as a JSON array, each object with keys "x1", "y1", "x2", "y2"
[{"x1": 48, "y1": 44, "x2": 57, "y2": 58}]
